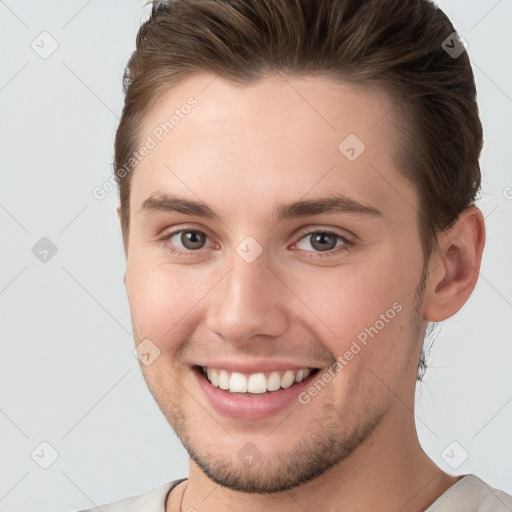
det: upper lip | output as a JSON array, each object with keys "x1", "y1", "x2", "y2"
[{"x1": 193, "y1": 360, "x2": 322, "y2": 374}]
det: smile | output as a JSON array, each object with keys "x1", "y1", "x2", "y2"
[{"x1": 199, "y1": 366, "x2": 318, "y2": 395}]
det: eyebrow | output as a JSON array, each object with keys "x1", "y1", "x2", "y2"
[{"x1": 140, "y1": 192, "x2": 382, "y2": 223}]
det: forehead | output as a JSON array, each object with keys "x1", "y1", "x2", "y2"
[{"x1": 130, "y1": 73, "x2": 417, "y2": 221}]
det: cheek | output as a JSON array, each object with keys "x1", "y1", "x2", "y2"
[
  {"x1": 290, "y1": 252, "x2": 420, "y2": 372},
  {"x1": 293, "y1": 259, "x2": 408, "y2": 333},
  {"x1": 125, "y1": 257, "x2": 212, "y2": 346}
]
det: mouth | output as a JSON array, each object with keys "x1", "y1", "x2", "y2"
[{"x1": 194, "y1": 365, "x2": 321, "y2": 396}]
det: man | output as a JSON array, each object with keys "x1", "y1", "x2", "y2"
[{"x1": 77, "y1": 0, "x2": 512, "y2": 510}]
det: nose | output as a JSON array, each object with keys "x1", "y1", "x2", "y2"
[{"x1": 204, "y1": 252, "x2": 290, "y2": 344}]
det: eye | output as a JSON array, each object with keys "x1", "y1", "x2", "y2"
[
  {"x1": 160, "y1": 229, "x2": 212, "y2": 256},
  {"x1": 294, "y1": 230, "x2": 351, "y2": 256},
  {"x1": 159, "y1": 227, "x2": 352, "y2": 259}
]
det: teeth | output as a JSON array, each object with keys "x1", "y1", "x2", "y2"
[
  {"x1": 267, "y1": 371, "x2": 281, "y2": 391},
  {"x1": 218, "y1": 369, "x2": 230, "y2": 390},
  {"x1": 209, "y1": 368, "x2": 219, "y2": 387},
  {"x1": 281, "y1": 370, "x2": 295, "y2": 389},
  {"x1": 247, "y1": 373, "x2": 267, "y2": 394},
  {"x1": 295, "y1": 369, "x2": 312, "y2": 382},
  {"x1": 202, "y1": 367, "x2": 315, "y2": 394},
  {"x1": 229, "y1": 372, "x2": 247, "y2": 392}
]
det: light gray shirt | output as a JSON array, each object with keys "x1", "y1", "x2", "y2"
[{"x1": 74, "y1": 475, "x2": 512, "y2": 512}]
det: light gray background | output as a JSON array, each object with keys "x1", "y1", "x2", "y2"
[{"x1": 0, "y1": 1, "x2": 511, "y2": 511}]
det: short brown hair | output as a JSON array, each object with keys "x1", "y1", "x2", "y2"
[{"x1": 114, "y1": 0, "x2": 483, "y2": 380}]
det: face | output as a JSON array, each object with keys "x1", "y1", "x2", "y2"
[{"x1": 123, "y1": 73, "x2": 428, "y2": 493}]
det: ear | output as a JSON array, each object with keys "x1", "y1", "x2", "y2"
[{"x1": 423, "y1": 206, "x2": 486, "y2": 322}]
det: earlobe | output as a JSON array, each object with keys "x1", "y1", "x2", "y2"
[
  {"x1": 423, "y1": 207, "x2": 486, "y2": 322},
  {"x1": 116, "y1": 204, "x2": 122, "y2": 223}
]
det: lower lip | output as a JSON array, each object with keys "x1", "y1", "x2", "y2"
[{"x1": 193, "y1": 366, "x2": 319, "y2": 420}]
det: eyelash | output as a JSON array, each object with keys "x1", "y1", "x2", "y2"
[{"x1": 158, "y1": 228, "x2": 353, "y2": 259}]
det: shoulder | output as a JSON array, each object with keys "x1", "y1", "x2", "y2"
[
  {"x1": 72, "y1": 479, "x2": 185, "y2": 512},
  {"x1": 427, "y1": 474, "x2": 512, "y2": 512}
]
